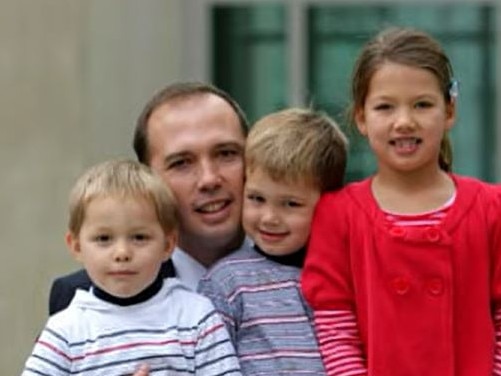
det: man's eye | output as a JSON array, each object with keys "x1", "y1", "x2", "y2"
[
  {"x1": 168, "y1": 159, "x2": 190, "y2": 170},
  {"x1": 218, "y1": 148, "x2": 240, "y2": 160}
]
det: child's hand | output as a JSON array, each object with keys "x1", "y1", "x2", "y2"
[{"x1": 132, "y1": 364, "x2": 149, "y2": 376}]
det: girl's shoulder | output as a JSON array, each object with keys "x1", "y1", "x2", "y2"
[
  {"x1": 316, "y1": 177, "x2": 376, "y2": 219},
  {"x1": 452, "y1": 174, "x2": 500, "y2": 198},
  {"x1": 321, "y1": 177, "x2": 373, "y2": 206}
]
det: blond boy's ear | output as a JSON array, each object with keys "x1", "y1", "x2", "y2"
[
  {"x1": 163, "y1": 230, "x2": 178, "y2": 262},
  {"x1": 65, "y1": 231, "x2": 83, "y2": 263}
]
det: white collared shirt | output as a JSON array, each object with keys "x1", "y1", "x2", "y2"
[
  {"x1": 171, "y1": 248, "x2": 207, "y2": 291},
  {"x1": 171, "y1": 237, "x2": 253, "y2": 291}
]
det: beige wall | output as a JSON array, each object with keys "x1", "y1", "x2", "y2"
[{"x1": 0, "y1": 0, "x2": 190, "y2": 373}]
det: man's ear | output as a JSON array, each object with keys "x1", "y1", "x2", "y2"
[
  {"x1": 354, "y1": 108, "x2": 368, "y2": 136},
  {"x1": 65, "y1": 231, "x2": 83, "y2": 263}
]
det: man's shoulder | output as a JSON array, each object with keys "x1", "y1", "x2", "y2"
[
  {"x1": 53, "y1": 269, "x2": 91, "y2": 288},
  {"x1": 49, "y1": 269, "x2": 91, "y2": 315}
]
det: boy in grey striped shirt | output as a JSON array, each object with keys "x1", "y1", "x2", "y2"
[{"x1": 198, "y1": 108, "x2": 347, "y2": 375}]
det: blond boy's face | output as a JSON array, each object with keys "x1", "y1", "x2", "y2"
[
  {"x1": 66, "y1": 195, "x2": 175, "y2": 298},
  {"x1": 243, "y1": 167, "x2": 320, "y2": 256}
]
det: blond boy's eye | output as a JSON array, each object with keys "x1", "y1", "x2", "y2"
[
  {"x1": 94, "y1": 235, "x2": 111, "y2": 243},
  {"x1": 133, "y1": 233, "x2": 150, "y2": 242}
]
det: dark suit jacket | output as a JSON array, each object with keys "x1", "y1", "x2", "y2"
[{"x1": 48, "y1": 260, "x2": 176, "y2": 315}]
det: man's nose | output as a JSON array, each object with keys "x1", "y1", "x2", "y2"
[{"x1": 197, "y1": 160, "x2": 222, "y2": 191}]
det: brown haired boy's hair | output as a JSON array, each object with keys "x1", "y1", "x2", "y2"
[{"x1": 245, "y1": 108, "x2": 348, "y2": 192}]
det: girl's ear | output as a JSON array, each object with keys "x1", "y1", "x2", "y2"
[
  {"x1": 355, "y1": 107, "x2": 368, "y2": 136},
  {"x1": 65, "y1": 231, "x2": 83, "y2": 262},
  {"x1": 445, "y1": 100, "x2": 456, "y2": 131}
]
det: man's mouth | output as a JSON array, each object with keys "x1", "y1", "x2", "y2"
[{"x1": 195, "y1": 200, "x2": 230, "y2": 214}]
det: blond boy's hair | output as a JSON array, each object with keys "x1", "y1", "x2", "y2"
[
  {"x1": 68, "y1": 159, "x2": 178, "y2": 236},
  {"x1": 245, "y1": 108, "x2": 348, "y2": 192}
]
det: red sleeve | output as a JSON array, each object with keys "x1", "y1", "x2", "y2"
[
  {"x1": 314, "y1": 310, "x2": 367, "y2": 376},
  {"x1": 301, "y1": 190, "x2": 355, "y2": 310},
  {"x1": 486, "y1": 183, "x2": 501, "y2": 373}
]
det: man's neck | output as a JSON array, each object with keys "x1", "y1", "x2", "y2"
[{"x1": 178, "y1": 230, "x2": 245, "y2": 267}]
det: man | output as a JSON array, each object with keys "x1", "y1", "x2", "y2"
[{"x1": 48, "y1": 82, "x2": 251, "y2": 315}]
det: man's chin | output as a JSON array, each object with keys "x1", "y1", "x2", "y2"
[{"x1": 188, "y1": 222, "x2": 242, "y2": 245}]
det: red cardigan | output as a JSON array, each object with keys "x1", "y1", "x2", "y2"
[{"x1": 301, "y1": 175, "x2": 501, "y2": 376}]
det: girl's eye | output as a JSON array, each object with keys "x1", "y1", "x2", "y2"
[
  {"x1": 374, "y1": 103, "x2": 392, "y2": 111},
  {"x1": 415, "y1": 101, "x2": 433, "y2": 109}
]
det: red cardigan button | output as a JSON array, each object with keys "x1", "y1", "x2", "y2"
[
  {"x1": 425, "y1": 227, "x2": 441, "y2": 242},
  {"x1": 426, "y1": 278, "x2": 444, "y2": 296},
  {"x1": 389, "y1": 227, "x2": 406, "y2": 238},
  {"x1": 391, "y1": 277, "x2": 410, "y2": 295}
]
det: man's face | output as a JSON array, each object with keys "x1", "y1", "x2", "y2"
[{"x1": 146, "y1": 94, "x2": 246, "y2": 265}]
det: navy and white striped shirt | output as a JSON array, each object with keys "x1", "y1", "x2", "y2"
[{"x1": 22, "y1": 279, "x2": 241, "y2": 376}]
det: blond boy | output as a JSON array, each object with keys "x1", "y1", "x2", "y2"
[{"x1": 22, "y1": 159, "x2": 241, "y2": 376}]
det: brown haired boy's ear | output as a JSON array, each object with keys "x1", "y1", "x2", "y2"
[{"x1": 65, "y1": 231, "x2": 83, "y2": 262}]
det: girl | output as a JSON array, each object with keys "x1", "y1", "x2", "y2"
[{"x1": 301, "y1": 27, "x2": 501, "y2": 376}]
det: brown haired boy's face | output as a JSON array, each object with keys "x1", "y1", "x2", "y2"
[{"x1": 243, "y1": 167, "x2": 320, "y2": 256}]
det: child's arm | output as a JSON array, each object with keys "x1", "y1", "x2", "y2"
[
  {"x1": 313, "y1": 309, "x2": 367, "y2": 376},
  {"x1": 198, "y1": 272, "x2": 238, "y2": 344},
  {"x1": 301, "y1": 192, "x2": 367, "y2": 376},
  {"x1": 493, "y1": 309, "x2": 501, "y2": 375},
  {"x1": 21, "y1": 324, "x2": 71, "y2": 376},
  {"x1": 194, "y1": 308, "x2": 242, "y2": 376},
  {"x1": 491, "y1": 185, "x2": 501, "y2": 375}
]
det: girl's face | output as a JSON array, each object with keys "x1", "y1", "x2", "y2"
[{"x1": 355, "y1": 62, "x2": 455, "y2": 176}]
